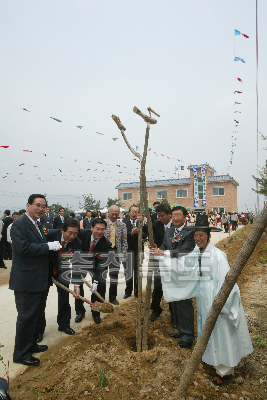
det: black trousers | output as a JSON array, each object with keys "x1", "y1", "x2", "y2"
[
  {"x1": 13, "y1": 289, "x2": 47, "y2": 360},
  {"x1": 2, "y1": 240, "x2": 12, "y2": 260},
  {"x1": 124, "y1": 250, "x2": 138, "y2": 297},
  {"x1": 79, "y1": 265, "x2": 107, "y2": 320},
  {"x1": 223, "y1": 222, "x2": 228, "y2": 233},
  {"x1": 0, "y1": 240, "x2": 5, "y2": 267},
  {"x1": 232, "y1": 221, "x2": 237, "y2": 230},
  {"x1": 150, "y1": 260, "x2": 163, "y2": 314},
  {"x1": 171, "y1": 299, "x2": 195, "y2": 343}
]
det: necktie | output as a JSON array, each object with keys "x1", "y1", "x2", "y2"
[
  {"x1": 132, "y1": 221, "x2": 136, "y2": 228},
  {"x1": 47, "y1": 214, "x2": 49, "y2": 222},
  {"x1": 174, "y1": 228, "x2": 179, "y2": 236},
  {"x1": 164, "y1": 225, "x2": 167, "y2": 231},
  {"x1": 57, "y1": 241, "x2": 66, "y2": 260},
  {"x1": 34, "y1": 223, "x2": 39, "y2": 231},
  {"x1": 88, "y1": 239, "x2": 96, "y2": 254},
  {"x1": 110, "y1": 222, "x2": 116, "y2": 248}
]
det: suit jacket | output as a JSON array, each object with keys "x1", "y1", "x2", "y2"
[
  {"x1": 153, "y1": 219, "x2": 173, "y2": 248},
  {"x1": 151, "y1": 213, "x2": 158, "y2": 224},
  {"x1": 40, "y1": 213, "x2": 54, "y2": 230},
  {"x1": 1, "y1": 216, "x2": 13, "y2": 239},
  {"x1": 78, "y1": 230, "x2": 112, "y2": 280},
  {"x1": 53, "y1": 215, "x2": 66, "y2": 229},
  {"x1": 9, "y1": 214, "x2": 49, "y2": 292},
  {"x1": 83, "y1": 217, "x2": 95, "y2": 230},
  {"x1": 122, "y1": 218, "x2": 148, "y2": 254},
  {"x1": 161, "y1": 225, "x2": 195, "y2": 258},
  {"x1": 46, "y1": 229, "x2": 82, "y2": 281},
  {"x1": 105, "y1": 219, "x2": 127, "y2": 258}
]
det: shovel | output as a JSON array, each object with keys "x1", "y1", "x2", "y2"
[
  {"x1": 81, "y1": 276, "x2": 114, "y2": 313},
  {"x1": 52, "y1": 278, "x2": 114, "y2": 313}
]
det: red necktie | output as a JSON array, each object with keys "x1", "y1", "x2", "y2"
[
  {"x1": 88, "y1": 239, "x2": 95, "y2": 255},
  {"x1": 57, "y1": 241, "x2": 66, "y2": 260}
]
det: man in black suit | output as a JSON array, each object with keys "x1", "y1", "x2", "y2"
[
  {"x1": 77, "y1": 218, "x2": 112, "y2": 324},
  {"x1": 123, "y1": 205, "x2": 148, "y2": 299},
  {"x1": 149, "y1": 202, "x2": 172, "y2": 321},
  {"x1": 150, "y1": 206, "x2": 195, "y2": 348},
  {"x1": 151, "y1": 201, "x2": 160, "y2": 223},
  {"x1": 9, "y1": 194, "x2": 61, "y2": 366},
  {"x1": 2, "y1": 210, "x2": 13, "y2": 260},
  {"x1": 42, "y1": 218, "x2": 82, "y2": 337},
  {"x1": 83, "y1": 210, "x2": 94, "y2": 229},
  {"x1": 53, "y1": 207, "x2": 65, "y2": 229},
  {"x1": 40, "y1": 206, "x2": 53, "y2": 230}
]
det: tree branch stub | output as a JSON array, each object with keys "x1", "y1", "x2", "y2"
[{"x1": 133, "y1": 106, "x2": 157, "y2": 124}]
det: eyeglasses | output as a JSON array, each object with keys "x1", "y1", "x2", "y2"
[{"x1": 33, "y1": 203, "x2": 46, "y2": 210}]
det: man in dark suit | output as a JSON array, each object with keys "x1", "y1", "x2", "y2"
[
  {"x1": 9, "y1": 194, "x2": 61, "y2": 366},
  {"x1": 77, "y1": 218, "x2": 112, "y2": 324},
  {"x1": 150, "y1": 206, "x2": 195, "y2": 348},
  {"x1": 149, "y1": 202, "x2": 172, "y2": 321},
  {"x1": 42, "y1": 218, "x2": 82, "y2": 337},
  {"x1": 40, "y1": 206, "x2": 54, "y2": 230},
  {"x1": 82, "y1": 210, "x2": 94, "y2": 229},
  {"x1": 53, "y1": 207, "x2": 65, "y2": 229},
  {"x1": 123, "y1": 205, "x2": 148, "y2": 299},
  {"x1": 1, "y1": 210, "x2": 13, "y2": 260},
  {"x1": 151, "y1": 201, "x2": 160, "y2": 223}
]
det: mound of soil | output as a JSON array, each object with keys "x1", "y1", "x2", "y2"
[{"x1": 8, "y1": 224, "x2": 267, "y2": 399}]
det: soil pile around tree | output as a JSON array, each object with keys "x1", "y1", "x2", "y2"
[{"x1": 8, "y1": 224, "x2": 267, "y2": 399}]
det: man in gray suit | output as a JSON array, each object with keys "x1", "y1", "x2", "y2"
[
  {"x1": 9, "y1": 194, "x2": 61, "y2": 366},
  {"x1": 150, "y1": 206, "x2": 195, "y2": 348}
]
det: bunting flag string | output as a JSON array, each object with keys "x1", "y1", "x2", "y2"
[{"x1": 225, "y1": 27, "x2": 249, "y2": 171}]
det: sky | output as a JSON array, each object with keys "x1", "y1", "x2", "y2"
[{"x1": 0, "y1": 0, "x2": 266, "y2": 215}]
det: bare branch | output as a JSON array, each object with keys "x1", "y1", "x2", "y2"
[
  {"x1": 147, "y1": 107, "x2": 160, "y2": 117},
  {"x1": 133, "y1": 106, "x2": 157, "y2": 124}
]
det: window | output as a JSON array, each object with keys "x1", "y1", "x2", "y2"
[
  {"x1": 122, "y1": 192, "x2": 132, "y2": 201},
  {"x1": 176, "y1": 189, "x2": 188, "y2": 198},
  {"x1": 157, "y1": 190, "x2": 167, "y2": 199},
  {"x1": 212, "y1": 207, "x2": 225, "y2": 213},
  {"x1": 197, "y1": 176, "x2": 203, "y2": 200},
  {"x1": 212, "y1": 187, "x2": 225, "y2": 196},
  {"x1": 138, "y1": 191, "x2": 149, "y2": 200}
]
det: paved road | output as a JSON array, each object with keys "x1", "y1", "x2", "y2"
[{"x1": 0, "y1": 225, "x2": 239, "y2": 379}]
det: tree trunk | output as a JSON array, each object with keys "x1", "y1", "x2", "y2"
[
  {"x1": 136, "y1": 173, "x2": 144, "y2": 353},
  {"x1": 141, "y1": 123, "x2": 155, "y2": 350},
  {"x1": 176, "y1": 205, "x2": 267, "y2": 398}
]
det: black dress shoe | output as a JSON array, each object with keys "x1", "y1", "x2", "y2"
[
  {"x1": 93, "y1": 316, "x2": 101, "y2": 324},
  {"x1": 123, "y1": 294, "x2": 131, "y2": 299},
  {"x1": 169, "y1": 332, "x2": 180, "y2": 338},
  {"x1": 109, "y1": 299, "x2": 119, "y2": 305},
  {"x1": 31, "y1": 344, "x2": 48, "y2": 353},
  {"x1": 149, "y1": 312, "x2": 161, "y2": 322},
  {"x1": 0, "y1": 265, "x2": 7, "y2": 269},
  {"x1": 14, "y1": 355, "x2": 40, "y2": 366},
  {"x1": 75, "y1": 313, "x2": 85, "y2": 323},
  {"x1": 36, "y1": 334, "x2": 43, "y2": 343},
  {"x1": 177, "y1": 341, "x2": 193, "y2": 349},
  {"x1": 58, "y1": 326, "x2": 75, "y2": 335}
]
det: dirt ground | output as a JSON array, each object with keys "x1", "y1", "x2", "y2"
[{"x1": 6, "y1": 224, "x2": 267, "y2": 399}]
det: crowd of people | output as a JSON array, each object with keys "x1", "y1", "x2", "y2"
[{"x1": 0, "y1": 194, "x2": 253, "y2": 388}]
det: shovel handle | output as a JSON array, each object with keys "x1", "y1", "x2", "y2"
[
  {"x1": 81, "y1": 276, "x2": 106, "y2": 303},
  {"x1": 52, "y1": 277, "x2": 96, "y2": 309}
]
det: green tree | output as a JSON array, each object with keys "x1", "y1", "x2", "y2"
[
  {"x1": 253, "y1": 134, "x2": 267, "y2": 195},
  {"x1": 82, "y1": 194, "x2": 100, "y2": 211},
  {"x1": 106, "y1": 197, "x2": 124, "y2": 208},
  {"x1": 48, "y1": 203, "x2": 74, "y2": 217},
  {"x1": 252, "y1": 163, "x2": 267, "y2": 195}
]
